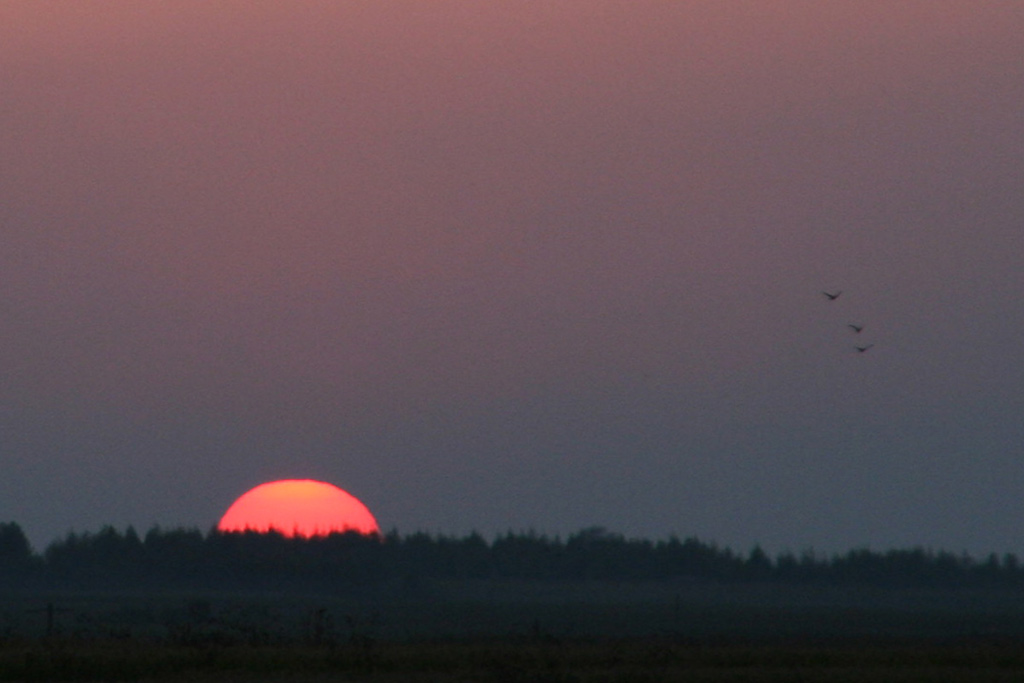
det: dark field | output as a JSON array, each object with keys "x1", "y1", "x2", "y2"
[
  {"x1": 7, "y1": 640, "x2": 1024, "y2": 682},
  {"x1": 5, "y1": 580, "x2": 1024, "y2": 681}
]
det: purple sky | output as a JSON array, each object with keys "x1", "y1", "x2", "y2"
[{"x1": 3, "y1": 2, "x2": 1024, "y2": 555}]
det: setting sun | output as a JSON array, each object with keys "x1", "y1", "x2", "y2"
[{"x1": 217, "y1": 479, "x2": 380, "y2": 537}]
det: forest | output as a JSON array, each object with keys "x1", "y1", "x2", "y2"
[{"x1": 2, "y1": 521, "x2": 1022, "y2": 592}]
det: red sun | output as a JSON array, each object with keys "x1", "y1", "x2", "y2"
[{"x1": 217, "y1": 479, "x2": 380, "y2": 537}]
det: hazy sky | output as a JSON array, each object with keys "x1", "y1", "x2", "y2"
[{"x1": 3, "y1": 1, "x2": 1024, "y2": 555}]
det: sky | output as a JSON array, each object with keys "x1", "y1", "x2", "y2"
[{"x1": 2, "y1": 1, "x2": 1024, "y2": 556}]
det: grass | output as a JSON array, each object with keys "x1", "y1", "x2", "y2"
[
  {"x1": 5, "y1": 581, "x2": 1024, "y2": 680},
  {"x1": 5, "y1": 639, "x2": 1024, "y2": 682}
]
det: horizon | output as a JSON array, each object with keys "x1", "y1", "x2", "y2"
[{"x1": 9, "y1": 519, "x2": 1021, "y2": 563}]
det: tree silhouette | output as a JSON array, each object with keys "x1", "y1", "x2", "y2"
[
  {"x1": 6, "y1": 522, "x2": 1023, "y2": 591},
  {"x1": 0, "y1": 521, "x2": 34, "y2": 581}
]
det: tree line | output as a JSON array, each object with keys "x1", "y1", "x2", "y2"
[{"x1": 2, "y1": 521, "x2": 1023, "y2": 591}]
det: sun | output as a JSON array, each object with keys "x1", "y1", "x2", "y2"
[{"x1": 217, "y1": 479, "x2": 380, "y2": 537}]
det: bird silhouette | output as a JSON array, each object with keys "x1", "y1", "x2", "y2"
[
  {"x1": 822, "y1": 290, "x2": 842, "y2": 300},
  {"x1": 847, "y1": 324, "x2": 864, "y2": 333},
  {"x1": 855, "y1": 343, "x2": 874, "y2": 353}
]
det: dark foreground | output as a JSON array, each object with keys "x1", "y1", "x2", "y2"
[
  {"x1": 6, "y1": 580, "x2": 1024, "y2": 681},
  {"x1": 6, "y1": 640, "x2": 1024, "y2": 682}
]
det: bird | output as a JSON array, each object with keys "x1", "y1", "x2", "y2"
[
  {"x1": 847, "y1": 324, "x2": 864, "y2": 333},
  {"x1": 822, "y1": 290, "x2": 842, "y2": 300},
  {"x1": 855, "y1": 343, "x2": 874, "y2": 353}
]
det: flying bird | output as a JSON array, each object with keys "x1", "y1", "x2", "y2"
[
  {"x1": 822, "y1": 290, "x2": 842, "y2": 300},
  {"x1": 855, "y1": 344, "x2": 874, "y2": 353},
  {"x1": 847, "y1": 324, "x2": 864, "y2": 333}
]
